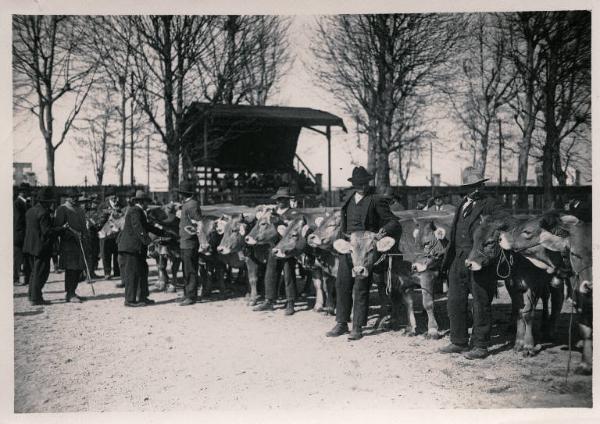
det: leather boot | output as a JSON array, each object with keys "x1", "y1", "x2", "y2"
[
  {"x1": 348, "y1": 327, "x2": 363, "y2": 341},
  {"x1": 326, "y1": 322, "x2": 349, "y2": 337},
  {"x1": 463, "y1": 347, "x2": 488, "y2": 360},
  {"x1": 284, "y1": 300, "x2": 295, "y2": 316},
  {"x1": 439, "y1": 343, "x2": 469, "y2": 354}
]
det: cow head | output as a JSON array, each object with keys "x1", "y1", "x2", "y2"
[
  {"x1": 245, "y1": 209, "x2": 280, "y2": 246},
  {"x1": 498, "y1": 211, "x2": 562, "y2": 252},
  {"x1": 307, "y1": 211, "x2": 342, "y2": 250},
  {"x1": 411, "y1": 220, "x2": 449, "y2": 273},
  {"x1": 98, "y1": 215, "x2": 125, "y2": 239},
  {"x1": 272, "y1": 216, "x2": 311, "y2": 258},
  {"x1": 333, "y1": 231, "x2": 395, "y2": 278},
  {"x1": 217, "y1": 213, "x2": 254, "y2": 255},
  {"x1": 194, "y1": 216, "x2": 220, "y2": 255},
  {"x1": 465, "y1": 214, "x2": 510, "y2": 271}
]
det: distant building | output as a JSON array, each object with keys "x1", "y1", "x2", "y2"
[{"x1": 13, "y1": 162, "x2": 38, "y2": 186}]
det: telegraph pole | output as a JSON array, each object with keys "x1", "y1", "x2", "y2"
[
  {"x1": 430, "y1": 139, "x2": 434, "y2": 196},
  {"x1": 146, "y1": 135, "x2": 150, "y2": 187},
  {"x1": 498, "y1": 119, "x2": 503, "y2": 186},
  {"x1": 130, "y1": 72, "x2": 135, "y2": 185}
]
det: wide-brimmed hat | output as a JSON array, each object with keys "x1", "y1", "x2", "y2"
[
  {"x1": 17, "y1": 182, "x2": 31, "y2": 194},
  {"x1": 271, "y1": 186, "x2": 295, "y2": 200},
  {"x1": 132, "y1": 189, "x2": 152, "y2": 202},
  {"x1": 177, "y1": 181, "x2": 196, "y2": 196},
  {"x1": 36, "y1": 187, "x2": 55, "y2": 203},
  {"x1": 347, "y1": 166, "x2": 374, "y2": 186},
  {"x1": 460, "y1": 168, "x2": 489, "y2": 187}
]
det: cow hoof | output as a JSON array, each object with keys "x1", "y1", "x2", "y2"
[
  {"x1": 314, "y1": 307, "x2": 324, "y2": 313},
  {"x1": 521, "y1": 345, "x2": 541, "y2": 357},
  {"x1": 425, "y1": 330, "x2": 441, "y2": 340},
  {"x1": 575, "y1": 363, "x2": 593, "y2": 376},
  {"x1": 402, "y1": 328, "x2": 416, "y2": 337},
  {"x1": 248, "y1": 298, "x2": 259, "y2": 307}
]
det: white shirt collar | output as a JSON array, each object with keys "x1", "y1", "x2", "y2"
[
  {"x1": 354, "y1": 192, "x2": 364, "y2": 204},
  {"x1": 18, "y1": 195, "x2": 27, "y2": 203},
  {"x1": 184, "y1": 196, "x2": 193, "y2": 203},
  {"x1": 276, "y1": 207, "x2": 289, "y2": 215}
]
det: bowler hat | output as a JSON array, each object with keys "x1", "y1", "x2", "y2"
[
  {"x1": 36, "y1": 187, "x2": 55, "y2": 203},
  {"x1": 177, "y1": 181, "x2": 196, "y2": 196},
  {"x1": 271, "y1": 186, "x2": 295, "y2": 200},
  {"x1": 17, "y1": 182, "x2": 31, "y2": 194},
  {"x1": 347, "y1": 166, "x2": 374, "y2": 186},
  {"x1": 460, "y1": 167, "x2": 489, "y2": 187},
  {"x1": 132, "y1": 189, "x2": 152, "y2": 202}
]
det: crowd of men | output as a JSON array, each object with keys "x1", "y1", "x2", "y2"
[{"x1": 13, "y1": 166, "x2": 591, "y2": 361}]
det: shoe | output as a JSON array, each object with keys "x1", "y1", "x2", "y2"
[
  {"x1": 124, "y1": 301, "x2": 144, "y2": 307},
  {"x1": 141, "y1": 298, "x2": 155, "y2": 305},
  {"x1": 284, "y1": 301, "x2": 295, "y2": 316},
  {"x1": 105, "y1": 275, "x2": 112, "y2": 280},
  {"x1": 253, "y1": 300, "x2": 274, "y2": 311},
  {"x1": 74, "y1": 294, "x2": 87, "y2": 301},
  {"x1": 463, "y1": 347, "x2": 489, "y2": 360},
  {"x1": 439, "y1": 343, "x2": 469, "y2": 354},
  {"x1": 179, "y1": 298, "x2": 196, "y2": 306},
  {"x1": 115, "y1": 282, "x2": 125, "y2": 288},
  {"x1": 348, "y1": 328, "x2": 363, "y2": 341},
  {"x1": 326, "y1": 323, "x2": 349, "y2": 337},
  {"x1": 89, "y1": 272, "x2": 100, "y2": 279},
  {"x1": 66, "y1": 296, "x2": 82, "y2": 303}
]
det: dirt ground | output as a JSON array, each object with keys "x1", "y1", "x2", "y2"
[{"x1": 13, "y1": 263, "x2": 592, "y2": 412}]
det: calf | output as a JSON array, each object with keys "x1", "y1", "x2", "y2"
[
  {"x1": 466, "y1": 213, "x2": 564, "y2": 356},
  {"x1": 501, "y1": 213, "x2": 592, "y2": 374}
]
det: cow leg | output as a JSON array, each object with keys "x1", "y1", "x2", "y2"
[
  {"x1": 246, "y1": 259, "x2": 260, "y2": 306},
  {"x1": 401, "y1": 289, "x2": 417, "y2": 336},
  {"x1": 313, "y1": 276, "x2": 324, "y2": 312},
  {"x1": 154, "y1": 255, "x2": 167, "y2": 292},
  {"x1": 512, "y1": 287, "x2": 526, "y2": 352},
  {"x1": 420, "y1": 275, "x2": 440, "y2": 339},
  {"x1": 324, "y1": 275, "x2": 336, "y2": 315},
  {"x1": 521, "y1": 289, "x2": 539, "y2": 357},
  {"x1": 543, "y1": 280, "x2": 564, "y2": 343},
  {"x1": 505, "y1": 280, "x2": 520, "y2": 336},
  {"x1": 170, "y1": 257, "x2": 181, "y2": 285},
  {"x1": 575, "y1": 323, "x2": 593, "y2": 375}
]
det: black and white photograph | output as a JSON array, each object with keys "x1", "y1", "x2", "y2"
[{"x1": 2, "y1": 0, "x2": 598, "y2": 422}]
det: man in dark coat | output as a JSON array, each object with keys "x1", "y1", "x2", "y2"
[
  {"x1": 439, "y1": 171, "x2": 500, "y2": 360},
  {"x1": 83, "y1": 194, "x2": 101, "y2": 278},
  {"x1": 253, "y1": 186, "x2": 299, "y2": 315},
  {"x1": 177, "y1": 181, "x2": 203, "y2": 306},
  {"x1": 54, "y1": 190, "x2": 90, "y2": 303},
  {"x1": 14, "y1": 183, "x2": 31, "y2": 286},
  {"x1": 98, "y1": 190, "x2": 122, "y2": 280},
  {"x1": 326, "y1": 167, "x2": 402, "y2": 340},
  {"x1": 22, "y1": 187, "x2": 57, "y2": 305},
  {"x1": 118, "y1": 190, "x2": 164, "y2": 307}
]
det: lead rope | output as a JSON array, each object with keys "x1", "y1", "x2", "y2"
[{"x1": 496, "y1": 249, "x2": 513, "y2": 279}]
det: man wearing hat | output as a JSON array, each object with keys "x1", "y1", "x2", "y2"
[
  {"x1": 14, "y1": 182, "x2": 32, "y2": 286},
  {"x1": 177, "y1": 181, "x2": 203, "y2": 306},
  {"x1": 54, "y1": 189, "x2": 90, "y2": 303},
  {"x1": 253, "y1": 186, "x2": 299, "y2": 315},
  {"x1": 438, "y1": 169, "x2": 500, "y2": 359},
  {"x1": 326, "y1": 167, "x2": 401, "y2": 340},
  {"x1": 425, "y1": 193, "x2": 454, "y2": 212},
  {"x1": 22, "y1": 187, "x2": 57, "y2": 305},
  {"x1": 118, "y1": 189, "x2": 164, "y2": 307},
  {"x1": 98, "y1": 189, "x2": 122, "y2": 280}
]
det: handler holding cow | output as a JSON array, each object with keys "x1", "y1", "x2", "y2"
[
  {"x1": 439, "y1": 170, "x2": 500, "y2": 360},
  {"x1": 178, "y1": 181, "x2": 203, "y2": 306},
  {"x1": 326, "y1": 166, "x2": 401, "y2": 341}
]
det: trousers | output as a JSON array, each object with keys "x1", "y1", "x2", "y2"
[
  {"x1": 120, "y1": 252, "x2": 149, "y2": 303},
  {"x1": 27, "y1": 255, "x2": 50, "y2": 302},
  {"x1": 14, "y1": 245, "x2": 31, "y2": 284},
  {"x1": 447, "y1": 248, "x2": 496, "y2": 348},
  {"x1": 64, "y1": 269, "x2": 83, "y2": 297},
  {"x1": 101, "y1": 238, "x2": 120, "y2": 276},
  {"x1": 181, "y1": 247, "x2": 200, "y2": 301},
  {"x1": 264, "y1": 253, "x2": 296, "y2": 302}
]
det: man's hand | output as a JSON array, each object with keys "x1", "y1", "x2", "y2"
[{"x1": 375, "y1": 228, "x2": 387, "y2": 241}]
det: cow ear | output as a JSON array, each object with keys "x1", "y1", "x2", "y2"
[
  {"x1": 560, "y1": 214, "x2": 580, "y2": 225},
  {"x1": 333, "y1": 239, "x2": 351, "y2": 254},
  {"x1": 302, "y1": 224, "x2": 310, "y2": 238},
  {"x1": 242, "y1": 212, "x2": 254, "y2": 222},
  {"x1": 239, "y1": 224, "x2": 247, "y2": 236},
  {"x1": 539, "y1": 230, "x2": 570, "y2": 252},
  {"x1": 277, "y1": 224, "x2": 287, "y2": 236},
  {"x1": 315, "y1": 216, "x2": 325, "y2": 227},
  {"x1": 377, "y1": 236, "x2": 395, "y2": 252},
  {"x1": 434, "y1": 227, "x2": 446, "y2": 240}
]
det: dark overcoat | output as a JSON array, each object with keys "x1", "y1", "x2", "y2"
[
  {"x1": 22, "y1": 203, "x2": 55, "y2": 257},
  {"x1": 54, "y1": 204, "x2": 88, "y2": 270},
  {"x1": 339, "y1": 189, "x2": 402, "y2": 239}
]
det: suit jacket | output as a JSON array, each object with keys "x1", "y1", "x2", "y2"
[
  {"x1": 118, "y1": 205, "x2": 161, "y2": 256},
  {"x1": 22, "y1": 203, "x2": 55, "y2": 257},
  {"x1": 339, "y1": 189, "x2": 402, "y2": 239},
  {"x1": 54, "y1": 204, "x2": 89, "y2": 270},
  {"x1": 14, "y1": 197, "x2": 29, "y2": 247},
  {"x1": 179, "y1": 198, "x2": 202, "y2": 249},
  {"x1": 441, "y1": 195, "x2": 500, "y2": 272}
]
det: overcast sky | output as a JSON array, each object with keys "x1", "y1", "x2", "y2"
[{"x1": 13, "y1": 15, "x2": 529, "y2": 190}]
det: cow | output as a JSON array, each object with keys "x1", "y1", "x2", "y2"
[
  {"x1": 500, "y1": 213, "x2": 592, "y2": 374},
  {"x1": 465, "y1": 212, "x2": 565, "y2": 356},
  {"x1": 330, "y1": 210, "x2": 454, "y2": 339},
  {"x1": 146, "y1": 205, "x2": 181, "y2": 292}
]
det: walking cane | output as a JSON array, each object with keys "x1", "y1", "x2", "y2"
[{"x1": 67, "y1": 227, "x2": 96, "y2": 296}]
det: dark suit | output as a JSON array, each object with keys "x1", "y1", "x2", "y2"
[
  {"x1": 336, "y1": 190, "x2": 402, "y2": 328},
  {"x1": 179, "y1": 198, "x2": 202, "y2": 301},
  {"x1": 54, "y1": 204, "x2": 89, "y2": 298},
  {"x1": 118, "y1": 205, "x2": 162, "y2": 303},
  {"x1": 441, "y1": 194, "x2": 499, "y2": 349},
  {"x1": 98, "y1": 200, "x2": 122, "y2": 277},
  {"x1": 22, "y1": 203, "x2": 56, "y2": 303},
  {"x1": 14, "y1": 196, "x2": 30, "y2": 284},
  {"x1": 263, "y1": 208, "x2": 298, "y2": 303}
]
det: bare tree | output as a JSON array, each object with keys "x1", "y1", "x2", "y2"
[
  {"x1": 313, "y1": 14, "x2": 463, "y2": 191},
  {"x1": 13, "y1": 15, "x2": 97, "y2": 185},
  {"x1": 537, "y1": 11, "x2": 590, "y2": 206},
  {"x1": 443, "y1": 14, "x2": 516, "y2": 178}
]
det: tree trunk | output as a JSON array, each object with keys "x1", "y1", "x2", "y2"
[
  {"x1": 367, "y1": 123, "x2": 377, "y2": 175},
  {"x1": 118, "y1": 87, "x2": 127, "y2": 186},
  {"x1": 376, "y1": 149, "x2": 389, "y2": 193},
  {"x1": 167, "y1": 145, "x2": 180, "y2": 191},
  {"x1": 45, "y1": 141, "x2": 55, "y2": 186},
  {"x1": 474, "y1": 130, "x2": 489, "y2": 177}
]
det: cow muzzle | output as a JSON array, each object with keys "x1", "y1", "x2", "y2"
[
  {"x1": 412, "y1": 262, "x2": 427, "y2": 273},
  {"x1": 465, "y1": 259, "x2": 482, "y2": 271},
  {"x1": 352, "y1": 266, "x2": 369, "y2": 278},
  {"x1": 580, "y1": 280, "x2": 593, "y2": 294},
  {"x1": 272, "y1": 248, "x2": 287, "y2": 258},
  {"x1": 307, "y1": 234, "x2": 321, "y2": 247},
  {"x1": 498, "y1": 232, "x2": 512, "y2": 250},
  {"x1": 245, "y1": 236, "x2": 257, "y2": 245}
]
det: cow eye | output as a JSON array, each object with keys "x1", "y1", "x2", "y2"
[{"x1": 485, "y1": 240, "x2": 496, "y2": 247}]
